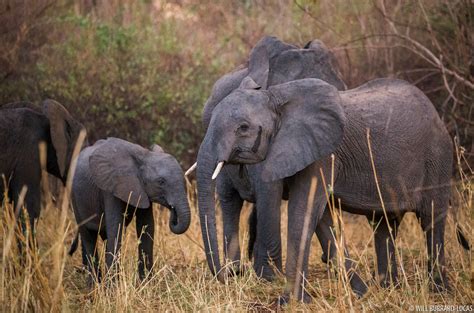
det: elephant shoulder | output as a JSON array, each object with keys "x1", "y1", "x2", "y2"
[
  {"x1": 0, "y1": 101, "x2": 42, "y2": 113},
  {"x1": 347, "y1": 78, "x2": 414, "y2": 94}
]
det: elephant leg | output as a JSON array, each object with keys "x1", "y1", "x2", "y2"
[
  {"x1": 253, "y1": 181, "x2": 283, "y2": 281},
  {"x1": 12, "y1": 184, "x2": 40, "y2": 257},
  {"x1": 247, "y1": 205, "x2": 257, "y2": 260},
  {"x1": 217, "y1": 176, "x2": 244, "y2": 276},
  {"x1": 281, "y1": 167, "x2": 327, "y2": 304},
  {"x1": 104, "y1": 195, "x2": 126, "y2": 277},
  {"x1": 24, "y1": 186, "x2": 40, "y2": 249},
  {"x1": 316, "y1": 205, "x2": 335, "y2": 265},
  {"x1": 418, "y1": 209, "x2": 449, "y2": 291},
  {"x1": 136, "y1": 208, "x2": 154, "y2": 280},
  {"x1": 316, "y1": 207, "x2": 367, "y2": 297},
  {"x1": 368, "y1": 215, "x2": 400, "y2": 287},
  {"x1": 79, "y1": 226, "x2": 101, "y2": 283}
]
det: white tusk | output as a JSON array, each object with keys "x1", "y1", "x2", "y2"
[
  {"x1": 212, "y1": 161, "x2": 224, "y2": 180},
  {"x1": 185, "y1": 162, "x2": 197, "y2": 176}
]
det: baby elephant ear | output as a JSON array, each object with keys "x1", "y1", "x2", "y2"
[
  {"x1": 89, "y1": 138, "x2": 150, "y2": 208},
  {"x1": 261, "y1": 78, "x2": 346, "y2": 182}
]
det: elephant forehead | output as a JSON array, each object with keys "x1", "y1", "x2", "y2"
[
  {"x1": 146, "y1": 154, "x2": 180, "y2": 172},
  {"x1": 218, "y1": 90, "x2": 269, "y2": 116}
]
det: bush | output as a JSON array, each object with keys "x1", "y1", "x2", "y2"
[{"x1": 0, "y1": 0, "x2": 471, "y2": 167}]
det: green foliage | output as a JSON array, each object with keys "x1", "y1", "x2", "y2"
[
  {"x1": 0, "y1": 0, "x2": 471, "y2": 166},
  {"x1": 0, "y1": 6, "x2": 222, "y2": 165}
]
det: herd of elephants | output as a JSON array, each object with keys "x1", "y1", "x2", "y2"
[{"x1": 0, "y1": 36, "x2": 469, "y2": 304}]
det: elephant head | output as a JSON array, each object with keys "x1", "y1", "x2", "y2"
[
  {"x1": 201, "y1": 36, "x2": 345, "y2": 130},
  {"x1": 196, "y1": 78, "x2": 346, "y2": 279},
  {"x1": 89, "y1": 138, "x2": 191, "y2": 234}
]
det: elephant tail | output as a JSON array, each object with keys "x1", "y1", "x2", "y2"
[
  {"x1": 68, "y1": 231, "x2": 80, "y2": 256},
  {"x1": 456, "y1": 225, "x2": 470, "y2": 251}
]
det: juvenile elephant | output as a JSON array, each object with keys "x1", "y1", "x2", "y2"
[
  {"x1": 189, "y1": 36, "x2": 367, "y2": 296},
  {"x1": 0, "y1": 100, "x2": 84, "y2": 246},
  {"x1": 196, "y1": 71, "x2": 460, "y2": 303},
  {"x1": 71, "y1": 137, "x2": 191, "y2": 281}
]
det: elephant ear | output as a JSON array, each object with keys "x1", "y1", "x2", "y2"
[
  {"x1": 268, "y1": 40, "x2": 347, "y2": 91},
  {"x1": 42, "y1": 99, "x2": 85, "y2": 178},
  {"x1": 202, "y1": 37, "x2": 296, "y2": 129},
  {"x1": 261, "y1": 78, "x2": 346, "y2": 182},
  {"x1": 247, "y1": 36, "x2": 296, "y2": 89},
  {"x1": 89, "y1": 138, "x2": 150, "y2": 208}
]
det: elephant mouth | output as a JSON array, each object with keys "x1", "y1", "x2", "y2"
[{"x1": 229, "y1": 148, "x2": 265, "y2": 164}]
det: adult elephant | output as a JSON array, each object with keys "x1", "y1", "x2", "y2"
[
  {"x1": 0, "y1": 100, "x2": 85, "y2": 246},
  {"x1": 190, "y1": 36, "x2": 367, "y2": 297},
  {"x1": 196, "y1": 68, "x2": 459, "y2": 303}
]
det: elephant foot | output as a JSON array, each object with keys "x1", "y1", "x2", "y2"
[
  {"x1": 348, "y1": 272, "x2": 368, "y2": 298},
  {"x1": 371, "y1": 271, "x2": 399, "y2": 289},
  {"x1": 86, "y1": 273, "x2": 101, "y2": 289},
  {"x1": 380, "y1": 274, "x2": 399, "y2": 289},
  {"x1": 321, "y1": 252, "x2": 330, "y2": 264},
  {"x1": 429, "y1": 271, "x2": 450, "y2": 293},
  {"x1": 273, "y1": 294, "x2": 289, "y2": 308},
  {"x1": 138, "y1": 269, "x2": 153, "y2": 282},
  {"x1": 272, "y1": 290, "x2": 312, "y2": 306},
  {"x1": 254, "y1": 264, "x2": 279, "y2": 282},
  {"x1": 228, "y1": 260, "x2": 250, "y2": 277}
]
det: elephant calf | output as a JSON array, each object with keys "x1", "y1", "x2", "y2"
[{"x1": 70, "y1": 137, "x2": 191, "y2": 281}]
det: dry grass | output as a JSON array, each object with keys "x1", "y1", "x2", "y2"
[{"x1": 0, "y1": 149, "x2": 472, "y2": 312}]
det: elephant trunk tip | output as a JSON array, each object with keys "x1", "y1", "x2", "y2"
[{"x1": 169, "y1": 206, "x2": 191, "y2": 235}]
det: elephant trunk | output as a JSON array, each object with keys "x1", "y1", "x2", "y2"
[
  {"x1": 196, "y1": 138, "x2": 225, "y2": 282},
  {"x1": 168, "y1": 199, "x2": 191, "y2": 234}
]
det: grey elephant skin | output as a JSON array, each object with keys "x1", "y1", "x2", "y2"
[
  {"x1": 194, "y1": 36, "x2": 367, "y2": 297},
  {"x1": 70, "y1": 137, "x2": 191, "y2": 281},
  {"x1": 197, "y1": 62, "x2": 462, "y2": 303},
  {"x1": 0, "y1": 100, "x2": 84, "y2": 246}
]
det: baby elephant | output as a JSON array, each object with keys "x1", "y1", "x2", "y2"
[{"x1": 70, "y1": 137, "x2": 191, "y2": 281}]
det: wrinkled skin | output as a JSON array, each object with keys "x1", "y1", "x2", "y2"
[
  {"x1": 71, "y1": 137, "x2": 191, "y2": 281},
  {"x1": 197, "y1": 74, "x2": 455, "y2": 303},
  {"x1": 0, "y1": 100, "x2": 84, "y2": 251},
  {"x1": 197, "y1": 36, "x2": 367, "y2": 297}
]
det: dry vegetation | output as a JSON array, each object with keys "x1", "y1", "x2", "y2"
[
  {"x1": 0, "y1": 0, "x2": 472, "y2": 312},
  {"x1": 0, "y1": 147, "x2": 471, "y2": 312}
]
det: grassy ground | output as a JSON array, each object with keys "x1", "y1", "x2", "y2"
[{"x1": 0, "y1": 163, "x2": 472, "y2": 312}]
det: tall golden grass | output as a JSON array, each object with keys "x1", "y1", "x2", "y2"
[{"x1": 0, "y1": 142, "x2": 471, "y2": 312}]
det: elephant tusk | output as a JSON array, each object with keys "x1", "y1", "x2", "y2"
[
  {"x1": 212, "y1": 161, "x2": 224, "y2": 180},
  {"x1": 185, "y1": 162, "x2": 197, "y2": 176}
]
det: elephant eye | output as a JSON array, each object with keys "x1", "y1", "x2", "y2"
[
  {"x1": 238, "y1": 123, "x2": 249, "y2": 132},
  {"x1": 157, "y1": 178, "x2": 166, "y2": 186}
]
